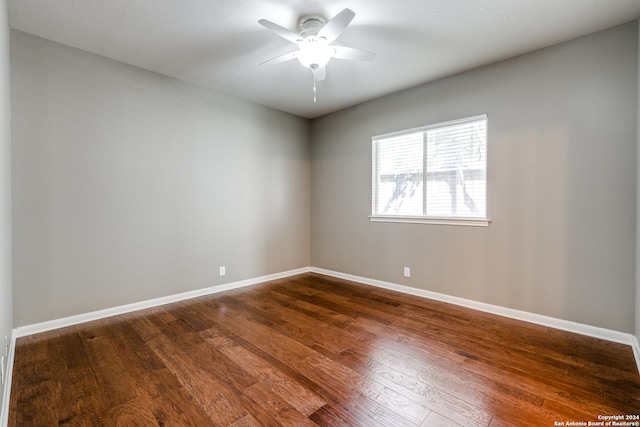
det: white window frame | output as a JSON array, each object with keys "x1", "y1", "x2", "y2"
[{"x1": 370, "y1": 114, "x2": 490, "y2": 227}]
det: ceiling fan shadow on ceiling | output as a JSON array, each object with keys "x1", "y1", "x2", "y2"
[{"x1": 258, "y1": 8, "x2": 375, "y2": 103}]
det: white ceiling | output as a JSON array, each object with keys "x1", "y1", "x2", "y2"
[{"x1": 7, "y1": 0, "x2": 640, "y2": 119}]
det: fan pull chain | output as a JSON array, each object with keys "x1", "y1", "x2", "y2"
[{"x1": 313, "y1": 72, "x2": 317, "y2": 103}]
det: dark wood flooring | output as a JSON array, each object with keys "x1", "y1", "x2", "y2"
[{"x1": 8, "y1": 273, "x2": 640, "y2": 426}]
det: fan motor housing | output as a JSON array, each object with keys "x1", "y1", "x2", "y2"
[{"x1": 299, "y1": 16, "x2": 325, "y2": 37}]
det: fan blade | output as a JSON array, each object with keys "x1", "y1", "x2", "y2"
[
  {"x1": 332, "y1": 46, "x2": 375, "y2": 61},
  {"x1": 318, "y1": 8, "x2": 355, "y2": 43},
  {"x1": 258, "y1": 19, "x2": 303, "y2": 44},
  {"x1": 259, "y1": 50, "x2": 298, "y2": 66},
  {"x1": 313, "y1": 66, "x2": 326, "y2": 81}
]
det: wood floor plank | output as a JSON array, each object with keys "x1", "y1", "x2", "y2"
[
  {"x1": 422, "y1": 412, "x2": 462, "y2": 427},
  {"x1": 242, "y1": 381, "x2": 319, "y2": 427},
  {"x1": 302, "y1": 351, "x2": 431, "y2": 425},
  {"x1": 99, "y1": 397, "x2": 161, "y2": 427},
  {"x1": 460, "y1": 347, "x2": 639, "y2": 415},
  {"x1": 9, "y1": 273, "x2": 640, "y2": 426},
  {"x1": 78, "y1": 326, "x2": 140, "y2": 408},
  {"x1": 10, "y1": 380, "x2": 60, "y2": 426},
  {"x1": 54, "y1": 332, "x2": 108, "y2": 423},
  {"x1": 229, "y1": 414, "x2": 262, "y2": 427},
  {"x1": 267, "y1": 288, "x2": 355, "y2": 328},
  {"x1": 146, "y1": 332, "x2": 249, "y2": 425},
  {"x1": 212, "y1": 336, "x2": 326, "y2": 417},
  {"x1": 140, "y1": 367, "x2": 218, "y2": 426},
  {"x1": 337, "y1": 347, "x2": 506, "y2": 426},
  {"x1": 230, "y1": 289, "x2": 353, "y2": 355}
]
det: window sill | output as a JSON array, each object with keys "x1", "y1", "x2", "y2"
[{"x1": 369, "y1": 215, "x2": 491, "y2": 227}]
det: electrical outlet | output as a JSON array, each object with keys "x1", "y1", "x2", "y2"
[
  {"x1": 219, "y1": 266, "x2": 226, "y2": 276},
  {"x1": 404, "y1": 267, "x2": 411, "y2": 277}
]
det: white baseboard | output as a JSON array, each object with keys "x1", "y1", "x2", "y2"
[
  {"x1": 311, "y1": 267, "x2": 640, "y2": 373},
  {"x1": 0, "y1": 331, "x2": 15, "y2": 427},
  {"x1": 14, "y1": 267, "x2": 311, "y2": 338},
  {"x1": 8, "y1": 265, "x2": 640, "y2": 402},
  {"x1": 632, "y1": 336, "x2": 640, "y2": 374},
  {"x1": 4, "y1": 267, "x2": 310, "y2": 426}
]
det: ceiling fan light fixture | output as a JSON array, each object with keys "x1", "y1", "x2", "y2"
[
  {"x1": 296, "y1": 39, "x2": 334, "y2": 69},
  {"x1": 258, "y1": 8, "x2": 374, "y2": 103}
]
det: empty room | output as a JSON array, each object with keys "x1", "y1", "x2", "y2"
[{"x1": 1, "y1": 0, "x2": 640, "y2": 426}]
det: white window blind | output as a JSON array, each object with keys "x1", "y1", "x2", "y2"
[{"x1": 371, "y1": 115, "x2": 488, "y2": 226}]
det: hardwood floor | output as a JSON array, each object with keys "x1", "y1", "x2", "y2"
[{"x1": 8, "y1": 273, "x2": 640, "y2": 426}]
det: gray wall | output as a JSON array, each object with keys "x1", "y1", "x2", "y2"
[
  {"x1": 0, "y1": 0, "x2": 12, "y2": 408},
  {"x1": 11, "y1": 31, "x2": 311, "y2": 327},
  {"x1": 311, "y1": 22, "x2": 638, "y2": 333},
  {"x1": 8, "y1": 22, "x2": 640, "y2": 335}
]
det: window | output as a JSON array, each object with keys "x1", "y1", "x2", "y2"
[{"x1": 371, "y1": 114, "x2": 488, "y2": 226}]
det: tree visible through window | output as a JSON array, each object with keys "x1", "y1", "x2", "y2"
[{"x1": 372, "y1": 115, "x2": 487, "y2": 224}]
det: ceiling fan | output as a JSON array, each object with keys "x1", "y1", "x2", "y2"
[{"x1": 258, "y1": 8, "x2": 375, "y2": 102}]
